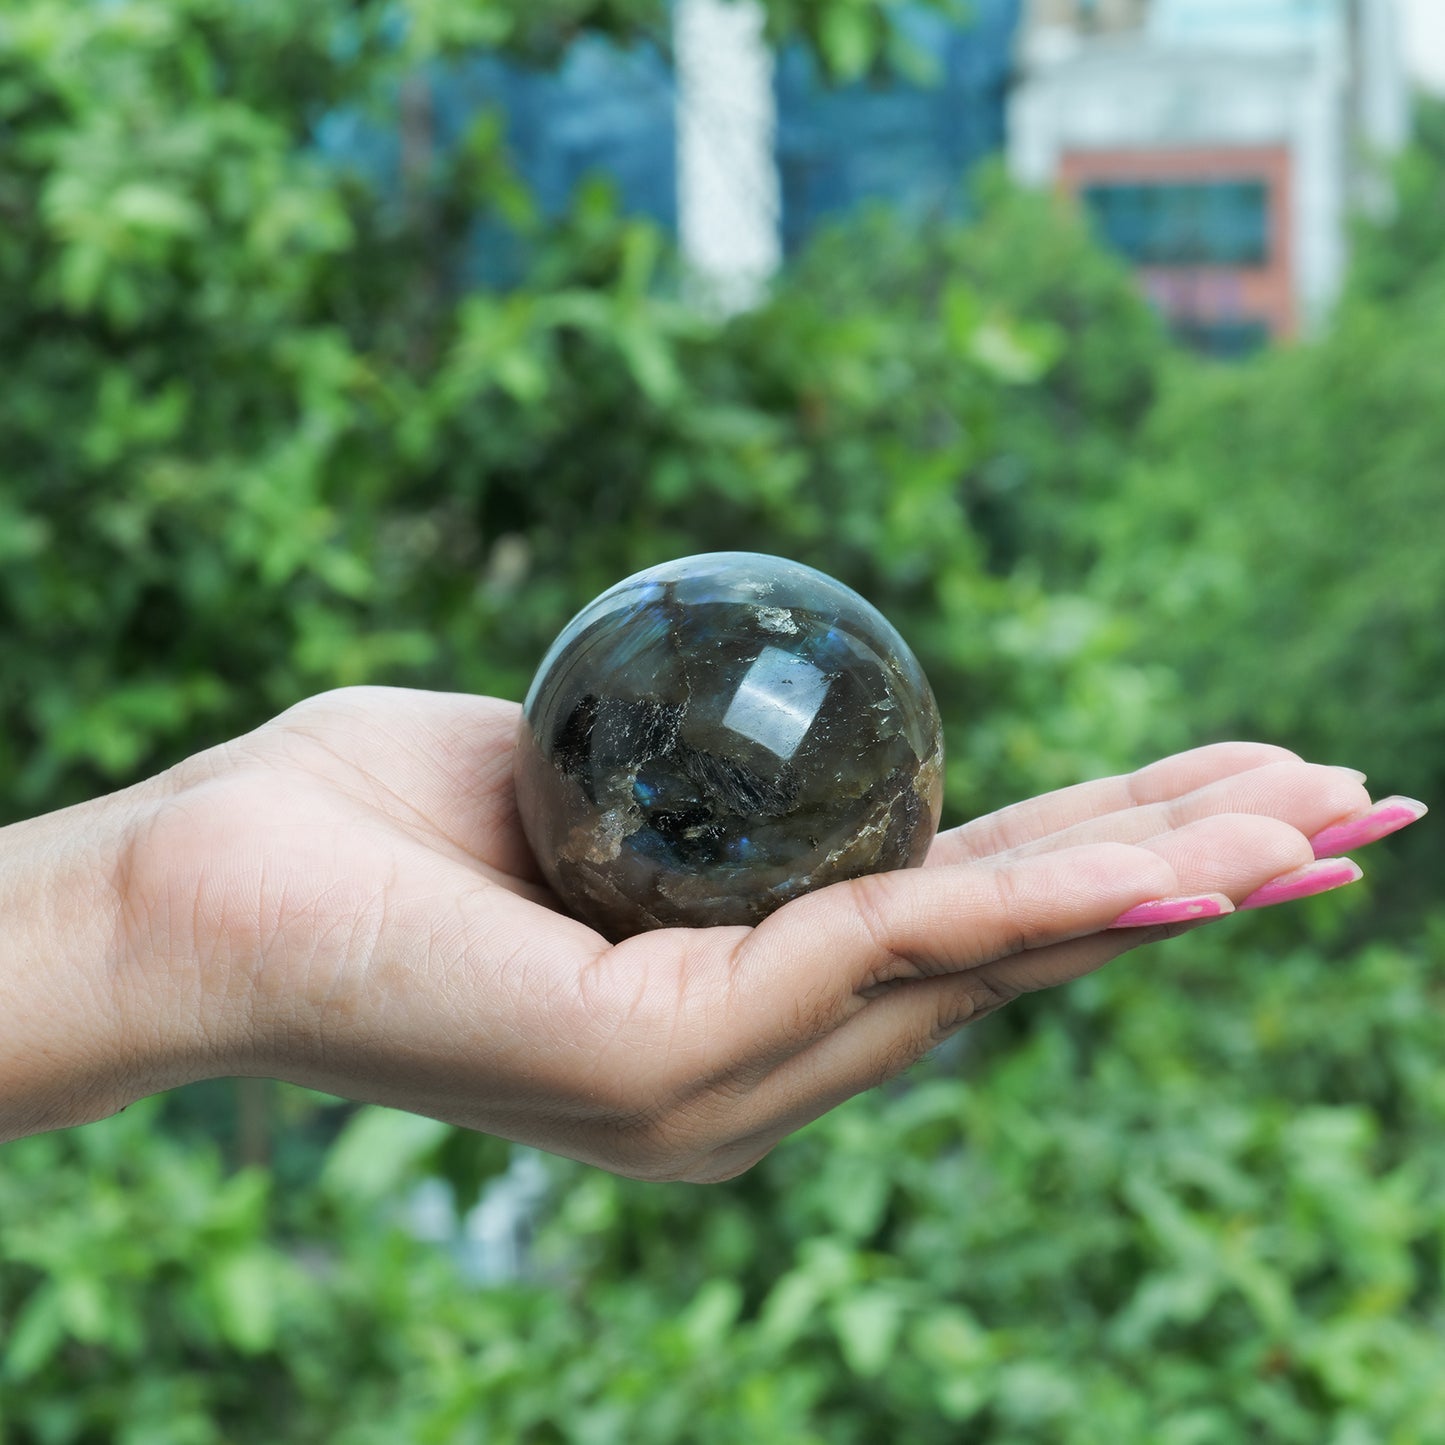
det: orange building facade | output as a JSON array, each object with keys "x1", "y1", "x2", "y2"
[
  {"x1": 1057, "y1": 144, "x2": 1296, "y2": 353},
  {"x1": 1009, "y1": 0, "x2": 1408, "y2": 355}
]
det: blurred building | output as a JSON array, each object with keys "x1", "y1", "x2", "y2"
[
  {"x1": 676, "y1": 0, "x2": 1019, "y2": 306},
  {"x1": 449, "y1": 40, "x2": 680, "y2": 233},
  {"x1": 1010, "y1": 0, "x2": 1409, "y2": 353},
  {"x1": 320, "y1": 4, "x2": 1019, "y2": 308},
  {"x1": 773, "y1": 1, "x2": 1020, "y2": 254},
  {"x1": 316, "y1": 36, "x2": 679, "y2": 294}
]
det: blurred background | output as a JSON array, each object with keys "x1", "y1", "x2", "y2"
[{"x1": 1, "y1": 0, "x2": 1443, "y2": 1438}]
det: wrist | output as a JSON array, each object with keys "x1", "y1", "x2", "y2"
[{"x1": 0, "y1": 781, "x2": 207, "y2": 1139}]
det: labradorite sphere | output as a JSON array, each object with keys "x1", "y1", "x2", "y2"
[{"x1": 514, "y1": 552, "x2": 944, "y2": 940}]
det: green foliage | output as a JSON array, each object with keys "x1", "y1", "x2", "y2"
[
  {"x1": 1346, "y1": 95, "x2": 1445, "y2": 308},
  {"x1": 2, "y1": 0, "x2": 1443, "y2": 1440},
  {"x1": 5, "y1": 911, "x2": 1445, "y2": 1441},
  {"x1": 830, "y1": 171, "x2": 1172, "y2": 581},
  {"x1": 1091, "y1": 112, "x2": 1445, "y2": 869},
  {"x1": 0, "y1": 0, "x2": 1167, "y2": 825}
]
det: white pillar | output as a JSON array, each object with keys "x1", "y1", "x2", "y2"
[
  {"x1": 675, "y1": 0, "x2": 781, "y2": 312},
  {"x1": 1400, "y1": 0, "x2": 1445, "y2": 95}
]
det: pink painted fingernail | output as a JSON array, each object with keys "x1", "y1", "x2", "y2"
[
  {"x1": 1238, "y1": 858, "x2": 1363, "y2": 911},
  {"x1": 1109, "y1": 893, "x2": 1235, "y2": 929},
  {"x1": 1309, "y1": 796, "x2": 1428, "y2": 859}
]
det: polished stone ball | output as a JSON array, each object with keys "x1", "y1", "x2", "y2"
[{"x1": 514, "y1": 552, "x2": 944, "y2": 939}]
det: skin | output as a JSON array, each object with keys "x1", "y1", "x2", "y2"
[{"x1": 0, "y1": 687, "x2": 1380, "y2": 1180}]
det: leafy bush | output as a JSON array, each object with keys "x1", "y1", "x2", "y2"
[
  {"x1": 1, "y1": 1, "x2": 1441, "y2": 1440},
  {"x1": 5, "y1": 909, "x2": 1445, "y2": 1442},
  {"x1": 1090, "y1": 100, "x2": 1445, "y2": 866},
  {"x1": 0, "y1": 0, "x2": 1170, "y2": 827}
]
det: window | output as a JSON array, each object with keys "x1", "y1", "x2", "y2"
[
  {"x1": 1081, "y1": 179, "x2": 1270, "y2": 266},
  {"x1": 1170, "y1": 317, "x2": 1271, "y2": 358}
]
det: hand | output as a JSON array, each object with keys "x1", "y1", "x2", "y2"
[{"x1": 2, "y1": 688, "x2": 1423, "y2": 1178}]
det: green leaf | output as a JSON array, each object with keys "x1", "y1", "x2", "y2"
[
  {"x1": 55, "y1": 1273, "x2": 109, "y2": 1344},
  {"x1": 819, "y1": 6, "x2": 876, "y2": 83},
  {"x1": 3, "y1": 1287, "x2": 66, "y2": 1382},
  {"x1": 321, "y1": 1107, "x2": 452, "y2": 1204},
  {"x1": 828, "y1": 1290, "x2": 903, "y2": 1379},
  {"x1": 207, "y1": 1248, "x2": 279, "y2": 1356},
  {"x1": 614, "y1": 318, "x2": 681, "y2": 406},
  {"x1": 108, "y1": 182, "x2": 205, "y2": 237},
  {"x1": 758, "y1": 1271, "x2": 823, "y2": 1349},
  {"x1": 969, "y1": 318, "x2": 1052, "y2": 383},
  {"x1": 911, "y1": 1306, "x2": 991, "y2": 1372},
  {"x1": 680, "y1": 1279, "x2": 743, "y2": 1353}
]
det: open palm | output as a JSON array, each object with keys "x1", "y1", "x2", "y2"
[{"x1": 123, "y1": 686, "x2": 1391, "y2": 1181}]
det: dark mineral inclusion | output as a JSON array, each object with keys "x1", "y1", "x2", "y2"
[{"x1": 514, "y1": 552, "x2": 944, "y2": 939}]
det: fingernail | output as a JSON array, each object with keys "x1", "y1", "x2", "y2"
[
  {"x1": 1109, "y1": 893, "x2": 1236, "y2": 929},
  {"x1": 1238, "y1": 858, "x2": 1363, "y2": 911},
  {"x1": 1333, "y1": 767, "x2": 1369, "y2": 784},
  {"x1": 1309, "y1": 796, "x2": 1428, "y2": 859}
]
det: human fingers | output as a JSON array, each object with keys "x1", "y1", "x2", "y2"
[
  {"x1": 498, "y1": 842, "x2": 1184, "y2": 1181},
  {"x1": 942, "y1": 811, "x2": 1339, "y2": 1001},
  {"x1": 677, "y1": 926, "x2": 1171, "y2": 1182},
  {"x1": 925, "y1": 741, "x2": 1305, "y2": 867},
  {"x1": 932, "y1": 758, "x2": 1370, "y2": 869},
  {"x1": 352, "y1": 839, "x2": 1169, "y2": 1173},
  {"x1": 708, "y1": 840, "x2": 1187, "y2": 1075},
  {"x1": 993, "y1": 805, "x2": 1357, "y2": 999},
  {"x1": 1308, "y1": 795, "x2": 1428, "y2": 858},
  {"x1": 684, "y1": 814, "x2": 1353, "y2": 1179}
]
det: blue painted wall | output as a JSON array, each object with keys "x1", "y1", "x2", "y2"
[
  {"x1": 436, "y1": 38, "x2": 678, "y2": 231},
  {"x1": 773, "y1": 0, "x2": 1020, "y2": 255},
  {"x1": 317, "y1": 35, "x2": 676, "y2": 287},
  {"x1": 320, "y1": 3, "x2": 1017, "y2": 275}
]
